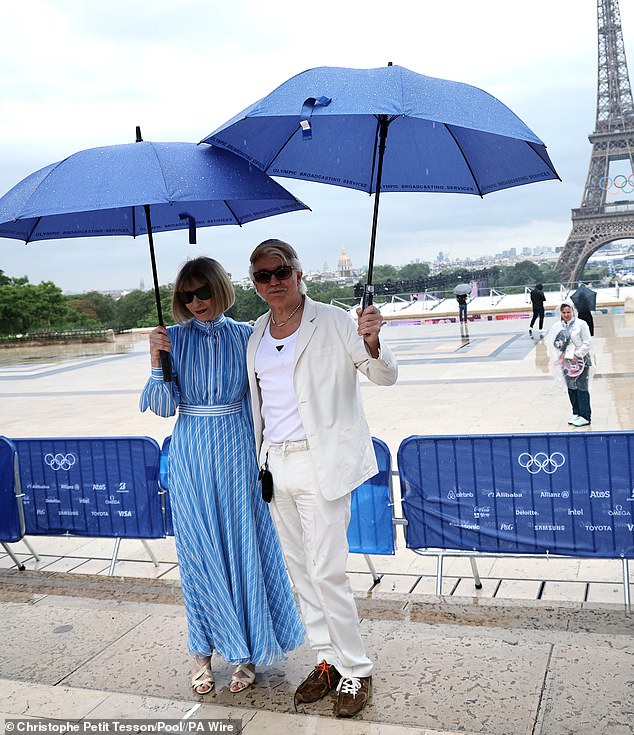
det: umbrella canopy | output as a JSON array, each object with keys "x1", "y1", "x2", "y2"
[
  {"x1": 0, "y1": 139, "x2": 308, "y2": 241},
  {"x1": 571, "y1": 284, "x2": 597, "y2": 313},
  {"x1": 203, "y1": 64, "x2": 560, "y2": 305},
  {"x1": 0, "y1": 130, "x2": 309, "y2": 379},
  {"x1": 453, "y1": 283, "x2": 472, "y2": 295}
]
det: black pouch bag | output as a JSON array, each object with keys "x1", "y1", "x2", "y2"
[{"x1": 259, "y1": 451, "x2": 273, "y2": 503}]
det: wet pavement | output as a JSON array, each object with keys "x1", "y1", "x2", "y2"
[{"x1": 1, "y1": 311, "x2": 634, "y2": 734}]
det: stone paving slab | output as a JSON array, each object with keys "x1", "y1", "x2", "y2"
[{"x1": 1, "y1": 573, "x2": 632, "y2": 735}]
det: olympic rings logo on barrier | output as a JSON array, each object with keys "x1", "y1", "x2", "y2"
[
  {"x1": 44, "y1": 452, "x2": 77, "y2": 471},
  {"x1": 517, "y1": 452, "x2": 566, "y2": 474},
  {"x1": 596, "y1": 174, "x2": 634, "y2": 195}
]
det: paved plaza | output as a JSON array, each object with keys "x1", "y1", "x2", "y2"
[{"x1": 1, "y1": 311, "x2": 634, "y2": 734}]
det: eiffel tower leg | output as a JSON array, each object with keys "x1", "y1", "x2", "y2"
[{"x1": 557, "y1": 0, "x2": 634, "y2": 282}]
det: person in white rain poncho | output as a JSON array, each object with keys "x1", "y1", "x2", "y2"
[
  {"x1": 140, "y1": 257, "x2": 303, "y2": 697},
  {"x1": 545, "y1": 298, "x2": 593, "y2": 427}
]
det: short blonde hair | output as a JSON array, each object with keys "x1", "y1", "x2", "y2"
[
  {"x1": 249, "y1": 238, "x2": 307, "y2": 295},
  {"x1": 171, "y1": 257, "x2": 235, "y2": 324}
]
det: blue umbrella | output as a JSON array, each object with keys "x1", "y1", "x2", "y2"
[
  {"x1": 0, "y1": 127, "x2": 309, "y2": 379},
  {"x1": 203, "y1": 64, "x2": 560, "y2": 306}
]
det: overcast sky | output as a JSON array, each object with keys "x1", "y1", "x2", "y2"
[{"x1": 1, "y1": 0, "x2": 632, "y2": 293}]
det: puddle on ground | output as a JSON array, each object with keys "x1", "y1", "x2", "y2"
[{"x1": 0, "y1": 332, "x2": 149, "y2": 367}]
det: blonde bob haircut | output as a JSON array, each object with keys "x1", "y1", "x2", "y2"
[
  {"x1": 249, "y1": 238, "x2": 308, "y2": 296},
  {"x1": 171, "y1": 257, "x2": 235, "y2": 324}
]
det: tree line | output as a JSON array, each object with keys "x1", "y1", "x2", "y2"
[{"x1": 0, "y1": 260, "x2": 607, "y2": 339}]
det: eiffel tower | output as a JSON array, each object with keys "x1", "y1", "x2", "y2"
[{"x1": 556, "y1": 0, "x2": 634, "y2": 283}]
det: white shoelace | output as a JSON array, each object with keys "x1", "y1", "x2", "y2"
[{"x1": 337, "y1": 677, "x2": 362, "y2": 696}]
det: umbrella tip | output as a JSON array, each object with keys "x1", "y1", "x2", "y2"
[
  {"x1": 135, "y1": 126, "x2": 143, "y2": 142},
  {"x1": 387, "y1": 61, "x2": 393, "y2": 66}
]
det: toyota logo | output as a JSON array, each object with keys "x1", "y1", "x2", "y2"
[
  {"x1": 518, "y1": 452, "x2": 566, "y2": 474},
  {"x1": 44, "y1": 452, "x2": 77, "y2": 471}
]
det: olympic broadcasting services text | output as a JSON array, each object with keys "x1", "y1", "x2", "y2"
[{"x1": 4, "y1": 721, "x2": 241, "y2": 734}]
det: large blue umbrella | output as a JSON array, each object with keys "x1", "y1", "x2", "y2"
[
  {"x1": 203, "y1": 64, "x2": 560, "y2": 306},
  {"x1": 0, "y1": 128, "x2": 309, "y2": 379}
]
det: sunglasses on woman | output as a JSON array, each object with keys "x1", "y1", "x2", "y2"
[
  {"x1": 176, "y1": 284, "x2": 212, "y2": 304},
  {"x1": 252, "y1": 265, "x2": 294, "y2": 284}
]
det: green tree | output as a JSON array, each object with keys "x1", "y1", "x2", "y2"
[
  {"x1": 499, "y1": 260, "x2": 543, "y2": 287},
  {"x1": 67, "y1": 291, "x2": 117, "y2": 326},
  {"x1": 306, "y1": 281, "x2": 354, "y2": 304},
  {"x1": 398, "y1": 262, "x2": 430, "y2": 280},
  {"x1": 113, "y1": 286, "x2": 173, "y2": 330},
  {"x1": 0, "y1": 277, "x2": 87, "y2": 336},
  {"x1": 227, "y1": 285, "x2": 269, "y2": 323},
  {"x1": 372, "y1": 264, "x2": 399, "y2": 282}
]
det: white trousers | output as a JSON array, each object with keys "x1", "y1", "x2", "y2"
[{"x1": 262, "y1": 440, "x2": 373, "y2": 678}]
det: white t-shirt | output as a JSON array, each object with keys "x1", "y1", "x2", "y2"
[{"x1": 254, "y1": 324, "x2": 306, "y2": 443}]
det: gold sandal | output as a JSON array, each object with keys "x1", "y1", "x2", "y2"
[
  {"x1": 191, "y1": 660, "x2": 215, "y2": 695},
  {"x1": 229, "y1": 663, "x2": 256, "y2": 693}
]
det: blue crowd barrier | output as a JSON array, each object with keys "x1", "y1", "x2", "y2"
[
  {"x1": 0, "y1": 436, "x2": 24, "y2": 544},
  {"x1": 347, "y1": 437, "x2": 396, "y2": 556},
  {"x1": 13, "y1": 436, "x2": 164, "y2": 539},
  {"x1": 159, "y1": 435, "x2": 396, "y2": 565},
  {"x1": 159, "y1": 436, "x2": 174, "y2": 536},
  {"x1": 398, "y1": 432, "x2": 634, "y2": 558}
]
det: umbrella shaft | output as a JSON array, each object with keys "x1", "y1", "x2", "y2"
[
  {"x1": 144, "y1": 205, "x2": 164, "y2": 327},
  {"x1": 143, "y1": 204, "x2": 172, "y2": 383},
  {"x1": 366, "y1": 115, "x2": 389, "y2": 287}
]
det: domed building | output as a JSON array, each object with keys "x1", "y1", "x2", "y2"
[{"x1": 337, "y1": 248, "x2": 354, "y2": 279}]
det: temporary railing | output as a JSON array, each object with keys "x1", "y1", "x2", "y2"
[
  {"x1": 158, "y1": 435, "x2": 397, "y2": 583},
  {"x1": 3, "y1": 432, "x2": 632, "y2": 608},
  {"x1": 8, "y1": 436, "x2": 164, "y2": 575},
  {"x1": 397, "y1": 432, "x2": 634, "y2": 607}
]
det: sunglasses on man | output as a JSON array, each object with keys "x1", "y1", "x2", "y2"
[
  {"x1": 176, "y1": 285, "x2": 212, "y2": 304},
  {"x1": 252, "y1": 266, "x2": 294, "y2": 284}
]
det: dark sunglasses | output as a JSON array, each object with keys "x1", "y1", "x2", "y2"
[
  {"x1": 252, "y1": 265, "x2": 294, "y2": 284},
  {"x1": 176, "y1": 284, "x2": 212, "y2": 304}
]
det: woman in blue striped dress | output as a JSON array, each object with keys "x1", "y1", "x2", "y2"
[{"x1": 140, "y1": 257, "x2": 303, "y2": 696}]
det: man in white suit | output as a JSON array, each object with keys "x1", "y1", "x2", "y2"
[{"x1": 246, "y1": 239, "x2": 398, "y2": 718}]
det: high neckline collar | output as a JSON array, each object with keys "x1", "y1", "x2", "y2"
[{"x1": 192, "y1": 314, "x2": 226, "y2": 331}]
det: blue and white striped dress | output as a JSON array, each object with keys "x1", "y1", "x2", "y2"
[{"x1": 140, "y1": 314, "x2": 304, "y2": 665}]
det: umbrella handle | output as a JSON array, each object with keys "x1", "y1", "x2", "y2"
[
  {"x1": 159, "y1": 350, "x2": 172, "y2": 382},
  {"x1": 361, "y1": 284, "x2": 374, "y2": 310}
]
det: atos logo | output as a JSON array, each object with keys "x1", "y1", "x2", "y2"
[
  {"x1": 517, "y1": 452, "x2": 565, "y2": 475},
  {"x1": 44, "y1": 453, "x2": 76, "y2": 471}
]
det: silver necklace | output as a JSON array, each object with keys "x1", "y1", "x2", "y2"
[{"x1": 271, "y1": 299, "x2": 303, "y2": 328}]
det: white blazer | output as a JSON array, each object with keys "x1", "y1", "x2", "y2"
[{"x1": 247, "y1": 297, "x2": 398, "y2": 501}]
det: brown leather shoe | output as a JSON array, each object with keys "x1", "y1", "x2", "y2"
[
  {"x1": 334, "y1": 676, "x2": 372, "y2": 718},
  {"x1": 295, "y1": 661, "x2": 341, "y2": 703}
]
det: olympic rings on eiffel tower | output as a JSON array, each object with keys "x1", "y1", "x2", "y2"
[{"x1": 597, "y1": 174, "x2": 634, "y2": 194}]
